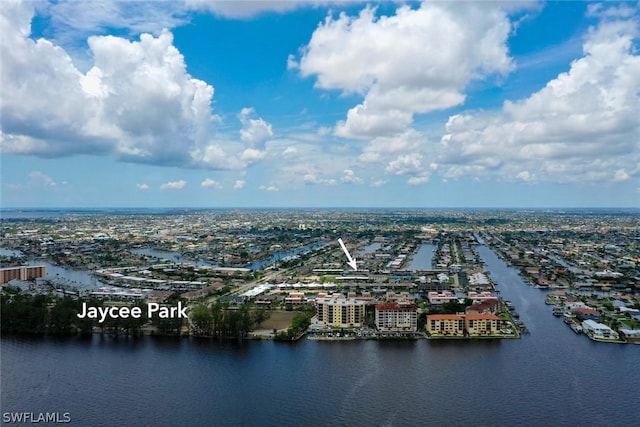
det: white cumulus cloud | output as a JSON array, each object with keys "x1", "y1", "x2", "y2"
[
  {"x1": 613, "y1": 169, "x2": 630, "y2": 182},
  {"x1": 201, "y1": 178, "x2": 222, "y2": 189},
  {"x1": 407, "y1": 176, "x2": 429, "y2": 185},
  {"x1": 5, "y1": 171, "x2": 58, "y2": 191},
  {"x1": 385, "y1": 155, "x2": 423, "y2": 176},
  {"x1": 186, "y1": 0, "x2": 308, "y2": 19},
  {"x1": 437, "y1": 17, "x2": 640, "y2": 184},
  {"x1": 241, "y1": 148, "x2": 266, "y2": 164},
  {"x1": 29, "y1": 171, "x2": 57, "y2": 187},
  {"x1": 160, "y1": 180, "x2": 186, "y2": 190},
  {"x1": 0, "y1": 2, "x2": 266, "y2": 174},
  {"x1": 341, "y1": 169, "x2": 363, "y2": 184},
  {"x1": 239, "y1": 107, "x2": 273, "y2": 146},
  {"x1": 259, "y1": 184, "x2": 279, "y2": 192},
  {"x1": 304, "y1": 173, "x2": 337, "y2": 186},
  {"x1": 293, "y1": 2, "x2": 517, "y2": 138},
  {"x1": 282, "y1": 147, "x2": 298, "y2": 158}
]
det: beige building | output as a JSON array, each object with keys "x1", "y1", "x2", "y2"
[
  {"x1": 426, "y1": 313, "x2": 501, "y2": 337},
  {"x1": 466, "y1": 314, "x2": 500, "y2": 335},
  {"x1": 375, "y1": 302, "x2": 417, "y2": 332},
  {"x1": 426, "y1": 314, "x2": 465, "y2": 336},
  {"x1": 285, "y1": 292, "x2": 306, "y2": 305},
  {"x1": 316, "y1": 296, "x2": 365, "y2": 328},
  {"x1": 0, "y1": 265, "x2": 46, "y2": 284}
]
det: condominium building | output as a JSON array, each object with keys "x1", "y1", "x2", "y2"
[
  {"x1": 316, "y1": 296, "x2": 365, "y2": 328},
  {"x1": 427, "y1": 314, "x2": 465, "y2": 336},
  {"x1": 0, "y1": 265, "x2": 46, "y2": 284},
  {"x1": 375, "y1": 302, "x2": 418, "y2": 332},
  {"x1": 284, "y1": 292, "x2": 306, "y2": 305},
  {"x1": 465, "y1": 314, "x2": 500, "y2": 335},
  {"x1": 426, "y1": 313, "x2": 501, "y2": 337},
  {"x1": 427, "y1": 291, "x2": 457, "y2": 306}
]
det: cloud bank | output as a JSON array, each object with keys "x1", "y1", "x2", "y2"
[{"x1": 0, "y1": 0, "x2": 271, "y2": 173}]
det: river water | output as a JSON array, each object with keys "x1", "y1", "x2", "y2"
[
  {"x1": 1, "y1": 247, "x2": 106, "y2": 289},
  {"x1": 406, "y1": 243, "x2": 436, "y2": 271},
  {"x1": 131, "y1": 248, "x2": 218, "y2": 268},
  {"x1": 131, "y1": 242, "x2": 328, "y2": 271},
  {"x1": 2, "y1": 246, "x2": 638, "y2": 426},
  {"x1": 25, "y1": 260, "x2": 108, "y2": 289}
]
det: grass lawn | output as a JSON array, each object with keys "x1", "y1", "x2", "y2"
[{"x1": 621, "y1": 319, "x2": 640, "y2": 329}]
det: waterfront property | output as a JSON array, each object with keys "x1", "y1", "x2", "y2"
[
  {"x1": 426, "y1": 313, "x2": 502, "y2": 338},
  {"x1": 374, "y1": 302, "x2": 418, "y2": 332},
  {"x1": 466, "y1": 298, "x2": 500, "y2": 315},
  {"x1": 0, "y1": 265, "x2": 46, "y2": 284},
  {"x1": 316, "y1": 296, "x2": 365, "y2": 328},
  {"x1": 427, "y1": 314, "x2": 465, "y2": 336},
  {"x1": 619, "y1": 328, "x2": 640, "y2": 343},
  {"x1": 581, "y1": 319, "x2": 620, "y2": 341},
  {"x1": 465, "y1": 314, "x2": 500, "y2": 335}
]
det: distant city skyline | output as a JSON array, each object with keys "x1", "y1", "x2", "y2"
[{"x1": 1, "y1": 1, "x2": 639, "y2": 208}]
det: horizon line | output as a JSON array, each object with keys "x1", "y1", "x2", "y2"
[{"x1": 1, "y1": 206, "x2": 639, "y2": 211}]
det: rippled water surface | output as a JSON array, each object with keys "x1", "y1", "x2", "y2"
[{"x1": 2, "y1": 246, "x2": 638, "y2": 426}]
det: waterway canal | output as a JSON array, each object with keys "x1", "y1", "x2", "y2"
[
  {"x1": 3, "y1": 244, "x2": 638, "y2": 426},
  {"x1": 406, "y1": 243, "x2": 436, "y2": 271}
]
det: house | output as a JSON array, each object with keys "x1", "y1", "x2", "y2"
[
  {"x1": 564, "y1": 301, "x2": 589, "y2": 311},
  {"x1": 427, "y1": 291, "x2": 457, "y2": 306},
  {"x1": 581, "y1": 319, "x2": 619, "y2": 340},
  {"x1": 466, "y1": 298, "x2": 500, "y2": 315},
  {"x1": 570, "y1": 307, "x2": 600, "y2": 321},
  {"x1": 467, "y1": 291, "x2": 497, "y2": 304},
  {"x1": 619, "y1": 328, "x2": 640, "y2": 343}
]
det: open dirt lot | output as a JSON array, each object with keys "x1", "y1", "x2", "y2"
[{"x1": 255, "y1": 310, "x2": 297, "y2": 331}]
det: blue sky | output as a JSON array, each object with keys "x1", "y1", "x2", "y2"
[{"x1": 1, "y1": 1, "x2": 639, "y2": 208}]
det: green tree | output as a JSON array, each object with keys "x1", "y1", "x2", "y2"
[
  {"x1": 191, "y1": 303, "x2": 213, "y2": 336},
  {"x1": 48, "y1": 297, "x2": 77, "y2": 335}
]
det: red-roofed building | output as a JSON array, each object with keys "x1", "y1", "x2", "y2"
[
  {"x1": 426, "y1": 313, "x2": 501, "y2": 337},
  {"x1": 426, "y1": 314, "x2": 465, "y2": 336},
  {"x1": 466, "y1": 298, "x2": 500, "y2": 315},
  {"x1": 375, "y1": 302, "x2": 417, "y2": 332},
  {"x1": 571, "y1": 307, "x2": 600, "y2": 321},
  {"x1": 466, "y1": 314, "x2": 500, "y2": 335}
]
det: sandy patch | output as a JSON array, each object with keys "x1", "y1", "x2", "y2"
[{"x1": 255, "y1": 310, "x2": 298, "y2": 331}]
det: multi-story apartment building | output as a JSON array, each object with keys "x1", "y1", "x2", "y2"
[
  {"x1": 284, "y1": 292, "x2": 306, "y2": 305},
  {"x1": 427, "y1": 314, "x2": 465, "y2": 336},
  {"x1": 426, "y1": 313, "x2": 501, "y2": 337},
  {"x1": 465, "y1": 314, "x2": 500, "y2": 335},
  {"x1": 316, "y1": 296, "x2": 365, "y2": 328},
  {"x1": 0, "y1": 265, "x2": 46, "y2": 284},
  {"x1": 375, "y1": 302, "x2": 418, "y2": 332},
  {"x1": 427, "y1": 291, "x2": 457, "y2": 306}
]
